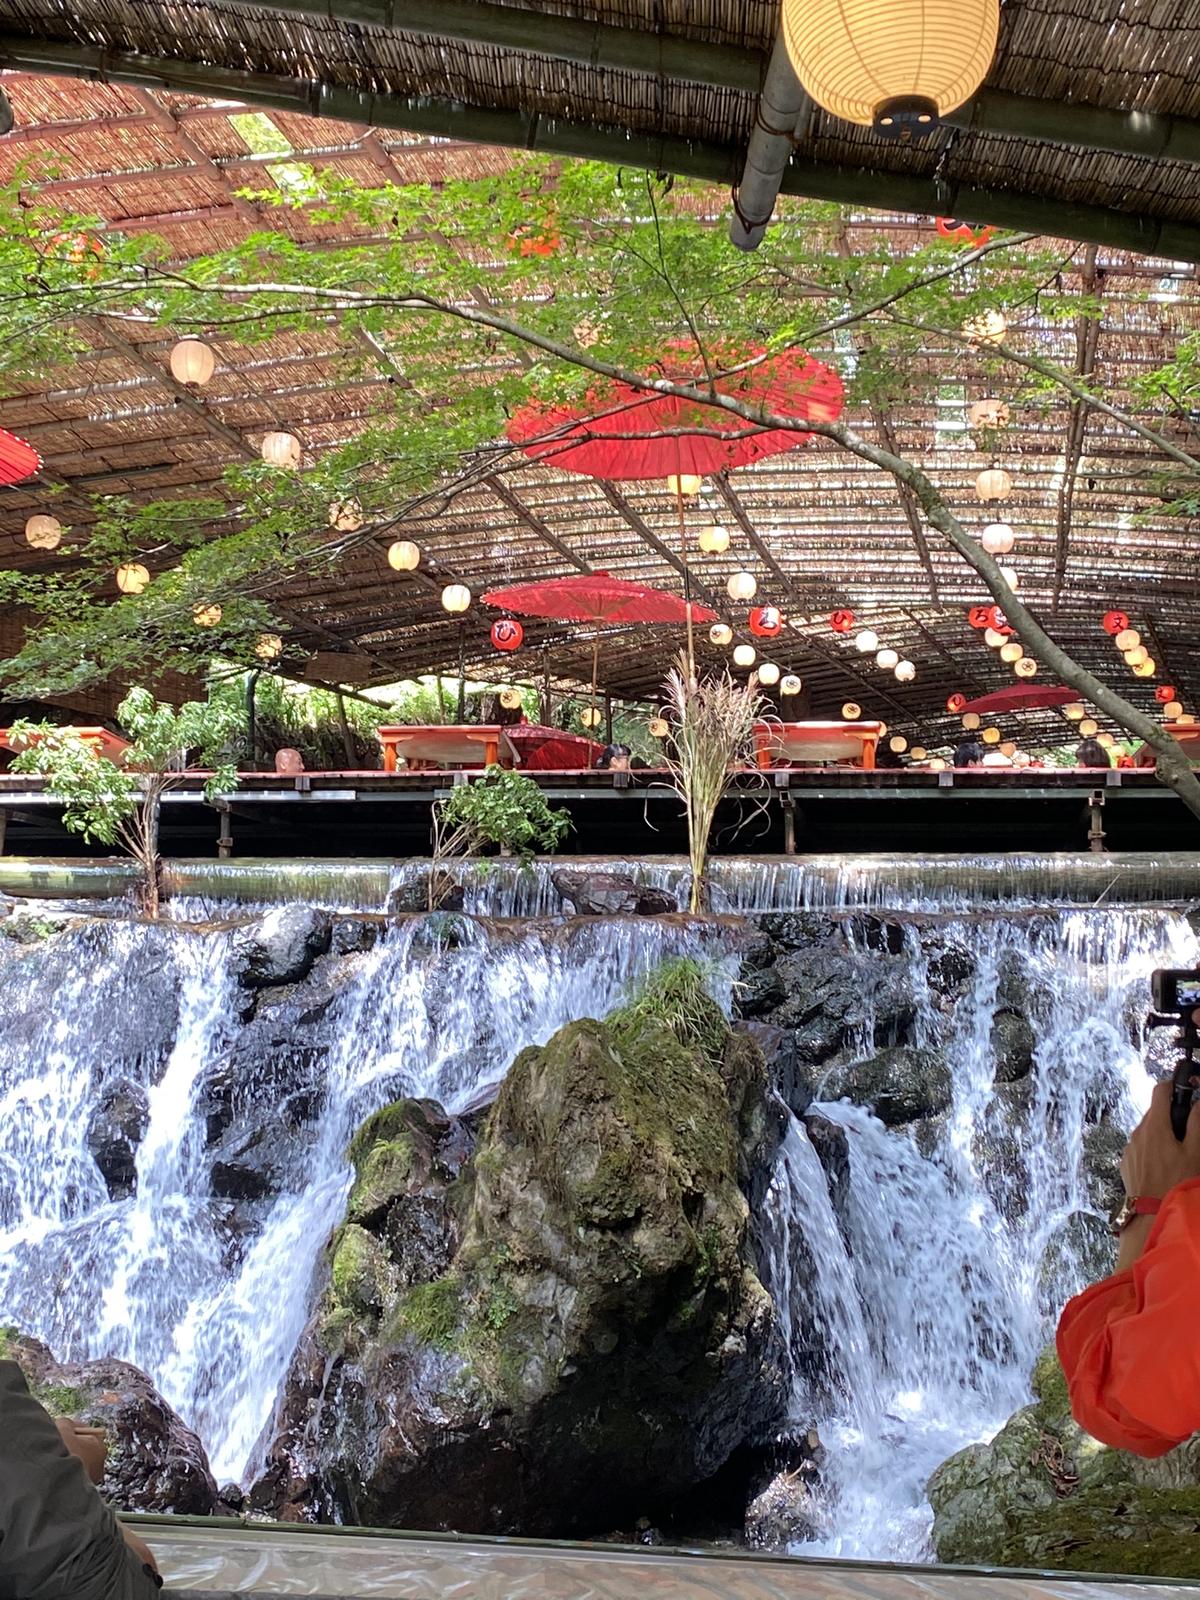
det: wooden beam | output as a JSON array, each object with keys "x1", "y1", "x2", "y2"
[{"x1": 486, "y1": 477, "x2": 591, "y2": 571}]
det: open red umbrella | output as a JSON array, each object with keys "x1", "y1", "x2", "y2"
[
  {"x1": 960, "y1": 685, "x2": 1079, "y2": 715},
  {"x1": 507, "y1": 343, "x2": 844, "y2": 480},
  {"x1": 0, "y1": 428, "x2": 42, "y2": 486},
  {"x1": 483, "y1": 573, "x2": 716, "y2": 707}
]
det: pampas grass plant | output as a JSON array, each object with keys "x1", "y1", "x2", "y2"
[{"x1": 661, "y1": 653, "x2": 763, "y2": 913}]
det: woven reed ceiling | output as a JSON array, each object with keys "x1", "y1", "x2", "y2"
[{"x1": 0, "y1": 50, "x2": 1198, "y2": 743}]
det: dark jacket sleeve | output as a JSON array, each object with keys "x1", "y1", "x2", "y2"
[{"x1": 0, "y1": 1359, "x2": 161, "y2": 1600}]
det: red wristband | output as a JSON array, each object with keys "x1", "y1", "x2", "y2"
[{"x1": 1133, "y1": 1196, "x2": 1162, "y2": 1216}]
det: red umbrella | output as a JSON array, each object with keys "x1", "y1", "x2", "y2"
[
  {"x1": 483, "y1": 573, "x2": 717, "y2": 706},
  {"x1": 0, "y1": 428, "x2": 41, "y2": 486},
  {"x1": 507, "y1": 342, "x2": 844, "y2": 480},
  {"x1": 960, "y1": 685, "x2": 1080, "y2": 714}
]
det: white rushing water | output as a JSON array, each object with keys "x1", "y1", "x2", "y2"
[{"x1": 0, "y1": 889, "x2": 1196, "y2": 1557}]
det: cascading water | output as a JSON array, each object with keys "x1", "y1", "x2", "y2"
[
  {"x1": 0, "y1": 911, "x2": 730, "y2": 1485},
  {"x1": 759, "y1": 906, "x2": 1199, "y2": 1560}
]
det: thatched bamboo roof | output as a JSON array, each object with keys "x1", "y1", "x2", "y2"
[{"x1": 0, "y1": 60, "x2": 1197, "y2": 749}]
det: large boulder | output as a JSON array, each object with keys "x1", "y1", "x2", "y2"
[
  {"x1": 231, "y1": 906, "x2": 332, "y2": 990},
  {"x1": 85, "y1": 1080, "x2": 149, "y2": 1199},
  {"x1": 254, "y1": 966, "x2": 786, "y2": 1535},
  {"x1": 551, "y1": 869, "x2": 677, "y2": 916},
  {"x1": 991, "y1": 1009, "x2": 1036, "y2": 1082},
  {"x1": 0, "y1": 1330, "x2": 218, "y2": 1515},
  {"x1": 824, "y1": 1046, "x2": 951, "y2": 1127},
  {"x1": 929, "y1": 1349, "x2": 1200, "y2": 1575}
]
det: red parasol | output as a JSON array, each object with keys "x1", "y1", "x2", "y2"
[
  {"x1": 483, "y1": 573, "x2": 717, "y2": 708},
  {"x1": 959, "y1": 685, "x2": 1080, "y2": 715},
  {"x1": 507, "y1": 342, "x2": 844, "y2": 480},
  {"x1": 0, "y1": 428, "x2": 42, "y2": 486}
]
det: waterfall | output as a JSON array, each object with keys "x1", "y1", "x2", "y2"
[
  {"x1": 759, "y1": 905, "x2": 1200, "y2": 1561},
  {"x1": 0, "y1": 912, "x2": 729, "y2": 1486}
]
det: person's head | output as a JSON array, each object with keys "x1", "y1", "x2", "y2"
[
  {"x1": 597, "y1": 742, "x2": 630, "y2": 770},
  {"x1": 1076, "y1": 737, "x2": 1111, "y2": 768},
  {"x1": 953, "y1": 737, "x2": 984, "y2": 768}
]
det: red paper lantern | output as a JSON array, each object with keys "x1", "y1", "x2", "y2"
[
  {"x1": 1103, "y1": 610, "x2": 1130, "y2": 636},
  {"x1": 749, "y1": 605, "x2": 784, "y2": 639},
  {"x1": 490, "y1": 618, "x2": 524, "y2": 652},
  {"x1": 936, "y1": 218, "x2": 995, "y2": 247},
  {"x1": 968, "y1": 604, "x2": 996, "y2": 630},
  {"x1": 946, "y1": 693, "x2": 967, "y2": 714},
  {"x1": 830, "y1": 609, "x2": 855, "y2": 634},
  {"x1": 1156, "y1": 685, "x2": 1177, "y2": 705}
]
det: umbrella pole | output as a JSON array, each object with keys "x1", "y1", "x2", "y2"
[
  {"x1": 676, "y1": 484, "x2": 695, "y2": 680},
  {"x1": 591, "y1": 636, "x2": 599, "y2": 716}
]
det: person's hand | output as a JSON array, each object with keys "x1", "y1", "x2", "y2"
[
  {"x1": 120, "y1": 1523, "x2": 159, "y2": 1575},
  {"x1": 54, "y1": 1417, "x2": 107, "y2": 1484},
  {"x1": 1120, "y1": 1080, "x2": 1200, "y2": 1199}
]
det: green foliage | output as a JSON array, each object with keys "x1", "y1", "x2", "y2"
[
  {"x1": 8, "y1": 723, "x2": 137, "y2": 846},
  {"x1": 393, "y1": 1277, "x2": 463, "y2": 1352},
  {"x1": 434, "y1": 765, "x2": 570, "y2": 860},
  {"x1": 609, "y1": 957, "x2": 728, "y2": 1068}
]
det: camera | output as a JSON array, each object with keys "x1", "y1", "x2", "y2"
[{"x1": 1149, "y1": 968, "x2": 1200, "y2": 1140}]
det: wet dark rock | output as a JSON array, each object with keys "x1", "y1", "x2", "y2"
[
  {"x1": 1083, "y1": 1117, "x2": 1126, "y2": 1217},
  {"x1": 551, "y1": 869, "x2": 677, "y2": 916},
  {"x1": 739, "y1": 1022, "x2": 813, "y2": 1117},
  {"x1": 745, "y1": 1464, "x2": 822, "y2": 1549},
  {"x1": 256, "y1": 983, "x2": 785, "y2": 1536},
  {"x1": 232, "y1": 906, "x2": 332, "y2": 989},
  {"x1": 736, "y1": 964, "x2": 786, "y2": 1018},
  {"x1": 927, "y1": 943, "x2": 977, "y2": 995},
  {"x1": 1038, "y1": 1211, "x2": 1114, "y2": 1314},
  {"x1": 330, "y1": 916, "x2": 383, "y2": 956},
  {"x1": 991, "y1": 1009, "x2": 1036, "y2": 1082},
  {"x1": 387, "y1": 875, "x2": 463, "y2": 915},
  {"x1": 855, "y1": 916, "x2": 907, "y2": 956},
  {"x1": 824, "y1": 1045, "x2": 951, "y2": 1126},
  {"x1": 86, "y1": 1080, "x2": 149, "y2": 1199},
  {"x1": 210, "y1": 1119, "x2": 317, "y2": 1202},
  {"x1": 0, "y1": 1330, "x2": 217, "y2": 1515},
  {"x1": 755, "y1": 913, "x2": 841, "y2": 950},
  {"x1": 804, "y1": 1111, "x2": 852, "y2": 1234}
]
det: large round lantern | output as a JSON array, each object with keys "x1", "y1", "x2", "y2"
[
  {"x1": 116, "y1": 562, "x2": 150, "y2": 595},
  {"x1": 255, "y1": 633, "x2": 283, "y2": 660},
  {"x1": 1014, "y1": 656, "x2": 1038, "y2": 678},
  {"x1": 1079, "y1": 718, "x2": 1099, "y2": 737},
  {"x1": 1103, "y1": 610, "x2": 1130, "y2": 636},
  {"x1": 780, "y1": 0, "x2": 999, "y2": 137},
  {"x1": 963, "y1": 310, "x2": 1008, "y2": 347},
  {"x1": 1156, "y1": 685, "x2": 1177, "y2": 705},
  {"x1": 580, "y1": 707, "x2": 603, "y2": 728},
  {"x1": 666, "y1": 473, "x2": 703, "y2": 497},
  {"x1": 749, "y1": 605, "x2": 784, "y2": 639},
  {"x1": 855, "y1": 628, "x2": 879, "y2": 653},
  {"x1": 1124, "y1": 645, "x2": 1149, "y2": 667},
  {"x1": 441, "y1": 584, "x2": 471, "y2": 614},
  {"x1": 875, "y1": 647, "x2": 899, "y2": 670},
  {"x1": 889, "y1": 735, "x2": 908, "y2": 754},
  {"x1": 984, "y1": 627, "x2": 1007, "y2": 648},
  {"x1": 938, "y1": 219, "x2": 994, "y2": 247},
  {"x1": 1115, "y1": 628, "x2": 1141, "y2": 653},
  {"x1": 1178, "y1": 714, "x2": 1198, "y2": 728},
  {"x1": 975, "y1": 466, "x2": 1012, "y2": 502},
  {"x1": 895, "y1": 660, "x2": 916, "y2": 683},
  {"x1": 842, "y1": 702, "x2": 862, "y2": 721},
  {"x1": 1097, "y1": 733, "x2": 1116, "y2": 750},
  {"x1": 999, "y1": 640, "x2": 1023, "y2": 663},
  {"x1": 261, "y1": 430, "x2": 301, "y2": 469},
  {"x1": 328, "y1": 498, "x2": 363, "y2": 531},
  {"x1": 1164, "y1": 699, "x2": 1184, "y2": 720},
  {"x1": 648, "y1": 716, "x2": 670, "y2": 739},
  {"x1": 981, "y1": 522, "x2": 1015, "y2": 556},
  {"x1": 709, "y1": 622, "x2": 734, "y2": 647},
  {"x1": 733, "y1": 644, "x2": 757, "y2": 668},
  {"x1": 830, "y1": 609, "x2": 855, "y2": 634},
  {"x1": 24, "y1": 513, "x2": 62, "y2": 550},
  {"x1": 1133, "y1": 659, "x2": 1157, "y2": 678},
  {"x1": 169, "y1": 338, "x2": 216, "y2": 386},
  {"x1": 193, "y1": 603, "x2": 222, "y2": 627},
  {"x1": 499, "y1": 687, "x2": 524, "y2": 711},
  {"x1": 981, "y1": 725, "x2": 1002, "y2": 745},
  {"x1": 727, "y1": 571, "x2": 757, "y2": 602},
  {"x1": 962, "y1": 712, "x2": 981, "y2": 731},
  {"x1": 1063, "y1": 703, "x2": 1085, "y2": 721},
  {"x1": 781, "y1": 674, "x2": 803, "y2": 696},
  {"x1": 387, "y1": 539, "x2": 421, "y2": 572},
  {"x1": 491, "y1": 618, "x2": 524, "y2": 653},
  {"x1": 968, "y1": 399, "x2": 1010, "y2": 429},
  {"x1": 947, "y1": 692, "x2": 967, "y2": 714},
  {"x1": 698, "y1": 525, "x2": 730, "y2": 555},
  {"x1": 758, "y1": 662, "x2": 781, "y2": 686}
]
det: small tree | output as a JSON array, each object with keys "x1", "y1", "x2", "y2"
[
  {"x1": 660, "y1": 656, "x2": 763, "y2": 914},
  {"x1": 429, "y1": 765, "x2": 570, "y2": 908},
  {"x1": 11, "y1": 688, "x2": 239, "y2": 916}
]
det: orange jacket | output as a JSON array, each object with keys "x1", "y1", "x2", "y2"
[{"x1": 1057, "y1": 1176, "x2": 1200, "y2": 1456}]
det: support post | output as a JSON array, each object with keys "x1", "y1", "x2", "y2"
[
  {"x1": 1087, "y1": 789, "x2": 1106, "y2": 853},
  {"x1": 335, "y1": 689, "x2": 357, "y2": 768},
  {"x1": 781, "y1": 793, "x2": 796, "y2": 856},
  {"x1": 0, "y1": 808, "x2": 8, "y2": 856},
  {"x1": 246, "y1": 670, "x2": 260, "y2": 770},
  {"x1": 217, "y1": 802, "x2": 233, "y2": 860}
]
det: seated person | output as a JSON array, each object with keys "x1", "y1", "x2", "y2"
[
  {"x1": 873, "y1": 741, "x2": 905, "y2": 769},
  {"x1": 1076, "y1": 736, "x2": 1111, "y2": 768},
  {"x1": 0, "y1": 1360, "x2": 161, "y2": 1598},
  {"x1": 953, "y1": 737, "x2": 985, "y2": 769},
  {"x1": 596, "y1": 743, "x2": 631, "y2": 771}
]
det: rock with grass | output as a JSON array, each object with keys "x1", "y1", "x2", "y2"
[{"x1": 254, "y1": 958, "x2": 786, "y2": 1535}]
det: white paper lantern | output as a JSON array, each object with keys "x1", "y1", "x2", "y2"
[
  {"x1": 981, "y1": 522, "x2": 1015, "y2": 556},
  {"x1": 255, "y1": 633, "x2": 283, "y2": 660},
  {"x1": 984, "y1": 627, "x2": 1007, "y2": 648},
  {"x1": 758, "y1": 662, "x2": 781, "y2": 686},
  {"x1": 999, "y1": 641, "x2": 1023, "y2": 663},
  {"x1": 1064, "y1": 703, "x2": 1085, "y2": 721},
  {"x1": 1097, "y1": 732, "x2": 1116, "y2": 749},
  {"x1": 910, "y1": 746, "x2": 927, "y2": 761},
  {"x1": 875, "y1": 647, "x2": 899, "y2": 670},
  {"x1": 889, "y1": 735, "x2": 908, "y2": 754},
  {"x1": 727, "y1": 571, "x2": 757, "y2": 602},
  {"x1": 998, "y1": 566, "x2": 1019, "y2": 591},
  {"x1": 648, "y1": 716, "x2": 670, "y2": 738},
  {"x1": 842, "y1": 702, "x2": 862, "y2": 720},
  {"x1": 697, "y1": 525, "x2": 730, "y2": 555},
  {"x1": 968, "y1": 399, "x2": 1010, "y2": 429},
  {"x1": 580, "y1": 706, "x2": 603, "y2": 728},
  {"x1": 328, "y1": 498, "x2": 363, "y2": 532},
  {"x1": 781, "y1": 0, "x2": 1000, "y2": 132},
  {"x1": 169, "y1": 337, "x2": 216, "y2": 386},
  {"x1": 975, "y1": 467, "x2": 1012, "y2": 502},
  {"x1": 709, "y1": 623, "x2": 734, "y2": 647},
  {"x1": 961, "y1": 712, "x2": 981, "y2": 730},
  {"x1": 733, "y1": 644, "x2": 757, "y2": 668},
  {"x1": 115, "y1": 562, "x2": 150, "y2": 595},
  {"x1": 24, "y1": 513, "x2": 63, "y2": 550},
  {"x1": 1001, "y1": 742, "x2": 1019, "y2": 758},
  {"x1": 666, "y1": 474, "x2": 703, "y2": 496},
  {"x1": 1164, "y1": 700, "x2": 1184, "y2": 719},
  {"x1": 929, "y1": 758, "x2": 947, "y2": 772},
  {"x1": 1115, "y1": 628, "x2": 1140, "y2": 652},
  {"x1": 387, "y1": 540, "x2": 421, "y2": 572},
  {"x1": 261, "y1": 430, "x2": 301, "y2": 469},
  {"x1": 855, "y1": 629, "x2": 879, "y2": 654},
  {"x1": 981, "y1": 725, "x2": 1001, "y2": 745},
  {"x1": 895, "y1": 660, "x2": 916, "y2": 683},
  {"x1": 499, "y1": 687, "x2": 524, "y2": 710},
  {"x1": 1133, "y1": 659, "x2": 1157, "y2": 678},
  {"x1": 1079, "y1": 718, "x2": 1099, "y2": 737},
  {"x1": 1014, "y1": 656, "x2": 1037, "y2": 678},
  {"x1": 1124, "y1": 646, "x2": 1148, "y2": 667},
  {"x1": 1176, "y1": 714, "x2": 1197, "y2": 727},
  {"x1": 193, "y1": 603, "x2": 222, "y2": 627},
  {"x1": 441, "y1": 584, "x2": 471, "y2": 614},
  {"x1": 781, "y1": 674, "x2": 803, "y2": 696},
  {"x1": 963, "y1": 310, "x2": 1008, "y2": 347}
]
